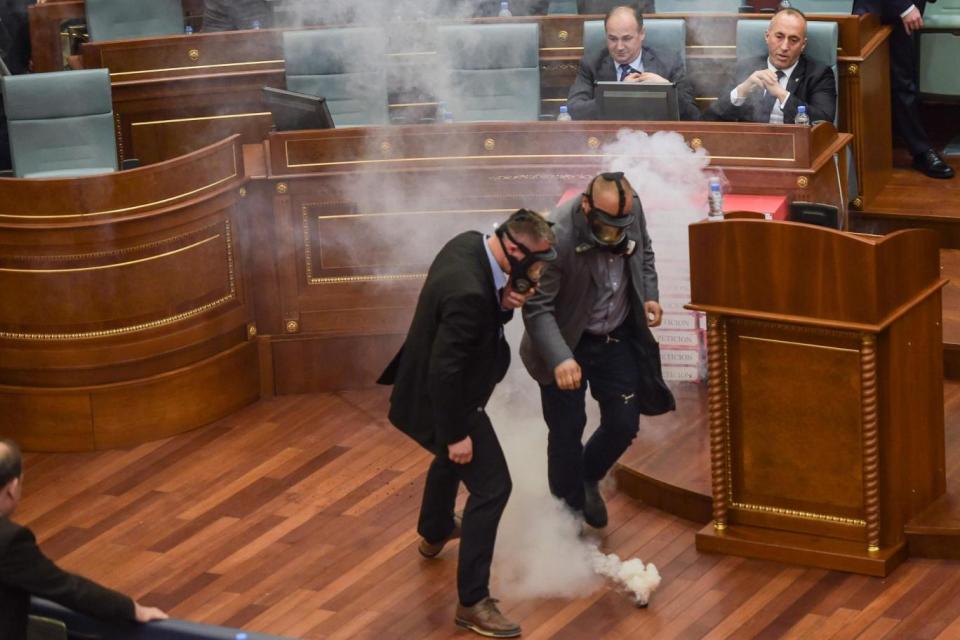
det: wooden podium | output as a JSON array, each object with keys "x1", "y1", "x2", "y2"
[{"x1": 688, "y1": 220, "x2": 946, "y2": 576}]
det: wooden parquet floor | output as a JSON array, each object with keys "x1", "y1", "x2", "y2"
[{"x1": 17, "y1": 386, "x2": 960, "y2": 639}]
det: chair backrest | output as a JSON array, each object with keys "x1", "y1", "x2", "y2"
[
  {"x1": 27, "y1": 616, "x2": 68, "y2": 640},
  {"x1": 655, "y1": 0, "x2": 742, "y2": 12},
  {"x1": 282, "y1": 28, "x2": 388, "y2": 127},
  {"x1": 1, "y1": 69, "x2": 119, "y2": 178},
  {"x1": 85, "y1": 0, "x2": 183, "y2": 41},
  {"x1": 736, "y1": 18, "x2": 838, "y2": 121},
  {"x1": 788, "y1": 0, "x2": 851, "y2": 14},
  {"x1": 584, "y1": 18, "x2": 687, "y2": 65},
  {"x1": 923, "y1": 0, "x2": 960, "y2": 28},
  {"x1": 548, "y1": 0, "x2": 579, "y2": 13},
  {"x1": 436, "y1": 23, "x2": 540, "y2": 122}
]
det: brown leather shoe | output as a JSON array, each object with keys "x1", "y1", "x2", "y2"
[
  {"x1": 455, "y1": 598, "x2": 521, "y2": 638},
  {"x1": 418, "y1": 512, "x2": 462, "y2": 558}
]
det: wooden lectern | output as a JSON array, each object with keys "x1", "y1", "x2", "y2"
[{"x1": 688, "y1": 220, "x2": 946, "y2": 576}]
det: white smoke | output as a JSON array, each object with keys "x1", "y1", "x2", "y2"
[{"x1": 485, "y1": 129, "x2": 713, "y2": 605}]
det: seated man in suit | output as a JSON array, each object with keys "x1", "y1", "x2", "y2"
[
  {"x1": 567, "y1": 5, "x2": 699, "y2": 121},
  {"x1": 705, "y1": 8, "x2": 835, "y2": 124},
  {"x1": 0, "y1": 439, "x2": 167, "y2": 640},
  {"x1": 202, "y1": 0, "x2": 273, "y2": 31}
]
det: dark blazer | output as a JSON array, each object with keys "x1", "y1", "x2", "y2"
[
  {"x1": 378, "y1": 232, "x2": 512, "y2": 452},
  {"x1": 567, "y1": 46, "x2": 701, "y2": 121},
  {"x1": 852, "y1": 0, "x2": 926, "y2": 22},
  {"x1": 0, "y1": 517, "x2": 135, "y2": 640},
  {"x1": 704, "y1": 53, "x2": 836, "y2": 124},
  {"x1": 202, "y1": 0, "x2": 273, "y2": 31}
]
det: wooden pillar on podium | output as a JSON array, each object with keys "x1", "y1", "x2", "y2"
[{"x1": 688, "y1": 220, "x2": 946, "y2": 576}]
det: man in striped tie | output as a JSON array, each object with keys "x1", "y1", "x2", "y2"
[{"x1": 566, "y1": 5, "x2": 700, "y2": 121}]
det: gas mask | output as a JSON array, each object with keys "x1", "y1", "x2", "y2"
[
  {"x1": 583, "y1": 172, "x2": 638, "y2": 257},
  {"x1": 495, "y1": 211, "x2": 557, "y2": 293}
]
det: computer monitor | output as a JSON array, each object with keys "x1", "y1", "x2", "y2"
[
  {"x1": 597, "y1": 81, "x2": 680, "y2": 121},
  {"x1": 262, "y1": 86, "x2": 335, "y2": 131}
]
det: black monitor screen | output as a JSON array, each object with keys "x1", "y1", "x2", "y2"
[
  {"x1": 597, "y1": 81, "x2": 680, "y2": 122},
  {"x1": 262, "y1": 86, "x2": 335, "y2": 131}
]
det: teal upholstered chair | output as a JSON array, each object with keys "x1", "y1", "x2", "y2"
[
  {"x1": 436, "y1": 23, "x2": 541, "y2": 122},
  {"x1": 919, "y1": 0, "x2": 960, "y2": 153},
  {"x1": 282, "y1": 28, "x2": 389, "y2": 127},
  {"x1": 788, "y1": 0, "x2": 850, "y2": 14},
  {"x1": 1, "y1": 69, "x2": 119, "y2": 178},
  {"x1": 655, "y1": 0, "x2": 742, "y2": 12},
  {"x1": 583, "y1": 18, "x2": 687, "y2": 64},
  {"x1": 548, "y1": 0, "x2": 579, "y2": 13},
  {"x1": 84, "y1": 0, "x2": 183, "y2": 41}
]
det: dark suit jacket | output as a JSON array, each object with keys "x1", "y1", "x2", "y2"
[
  {"x1": 202, "y1": 0, "x2": 273, "y2": 31},
  {"x1": 567, "y1": 46, "x2": 700, "y2": 121},
  {"x1": 704, "y1": 53, "x2": 836, "y2": 124},
  {"x1": 0, "y1": 517, "x2": 135, "y2": 640},
  {"x1": 853, "y1": 0, "x2": 926, "y2": 22},
  {"x1": 378, "y1": 232, "x2": 512, "y2": 452}
]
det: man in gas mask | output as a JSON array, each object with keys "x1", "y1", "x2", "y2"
[
  {"x1": 378, "y1": 209, "x2": 555, "y2": 638},
  {"x1": 520, "y1": 172, "x2": 674, "y2": 529}
]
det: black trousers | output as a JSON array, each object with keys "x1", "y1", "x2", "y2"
[
  {"x1": 417, "y1": 410, "x2": 511, "y2": 607},
  {"x1": 539, "y1": 321, "x2": 642, "y2": 512},
  {"x1": 887, "y1": 1, "x2": 931, "y2": 156}
]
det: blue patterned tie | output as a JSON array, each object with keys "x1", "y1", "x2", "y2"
[{"x1": 619, "y1": 64, "x2": 635, "y2": 81}]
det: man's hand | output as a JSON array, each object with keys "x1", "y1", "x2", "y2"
[
  {"x1": 902, "y1": 5, "x2": 923, "y2": 35},
  {"x1": 553, "y1": 358, "x2": 582, "y2": 390},
  {"x1": 448, "y1": 435, "x2": 473, "y2": 465},
  {"x1": 134, "y1": 602, "x2": 168, "y2": 623},
  {"x1": 644, "y1": 301, "x2": 663, "y2": 328},
  {"x1": 501, "y1": 285, "x2": 536, "y2": 310},
  {"x1": 635, "y1": 71, "x2": 669, "y2": 84}
]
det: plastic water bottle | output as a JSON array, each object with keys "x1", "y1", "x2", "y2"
[
  {"x1": 184, "y1": 25, "x2": 193, "y2": 35},
  {"x1": 778, "y1": 0, "x2": 791, "y2": 8},
  {"x1": 707, "y1": 177, "x2": 724, "y2": 220},
  {"x1": 436, "y1": 101, "x2": 447, "y2": 121},
  {"x1": 234, "y1": 634, "x2": 247, "y2": 640},
  {"x1": 443, "y1": 109, "x2": 454, "y2": 124},
  {"x1": 557, "y1": 105, "x2": 572, "y2": 121},
  {"x1": 251, "y1": 20, "x2": 261, "y2": 29},
  {"x1": 795, "y1": 105, "x2": 810, "y2": 126},
  {"x1": 498, "y1": 1, "x2": 512, "y2": 17}
]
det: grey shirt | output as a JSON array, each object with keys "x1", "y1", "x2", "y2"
[{"x1": 584, "y1": 252, "x2": 630, "y2": 335}]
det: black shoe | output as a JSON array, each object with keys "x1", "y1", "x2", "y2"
[
  {"x1": 583, "y1": 481, "x2": 608, "y2": 529},
  {"x1": 418, "y1": 512, "x2": 462, "y2": 558},
  {"x1": 913, "y1": 149, "x2": 955, "y2": 179}
]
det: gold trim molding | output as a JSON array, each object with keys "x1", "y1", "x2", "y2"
[
  {"x1": 731, "y1": 501, "x2": 866, "y2": 527},
  {"x1": 0, "y1": 220, "x2": 237, "y2": 341}
]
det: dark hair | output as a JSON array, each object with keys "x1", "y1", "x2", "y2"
[
  {"x1": 503, "y1": 209, "x2": 556, "y2": 245},
  {"x1": 0, "y1": 439, "x2": 22, "y2": 487},
  {"x1": 604, "y1": 5, "x2": 643, "y2": 31}
]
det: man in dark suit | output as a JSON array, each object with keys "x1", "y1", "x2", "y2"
[
  {"x1": 202, "y1": 0, "x2": 273, "y2": 31},
  {"x1": 378, "y1": 210, "x2": 555, "y2": 638},
  {"x1": 705, "y1": 8, "x2": 836, "y2": 125},
  {"x1": 566, "y1": 5, "x2": 699, "y2": 121},
  {"x1": 0, "y1": 439, "x2": 167, "y2": 640},
  {"x1": 853, "y1": 0, "x2": 954, "y2": 179}
]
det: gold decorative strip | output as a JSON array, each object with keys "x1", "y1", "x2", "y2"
[
  {"x1": 386, "y1": 51, "x2": 436, "y2": 57},
  {"x1": 739, "y1": 335, "x2": 859, "y2": 353},
  {"x1": 0, "y1": 220, "x2": 237, "y2": 341},
  {"x1": 731, "y1": 501, "x2": 866, "y2": 527},
  {"x1": 388, "y1": 102, "x2": 439, "y2": 109},
  {"x1": 109, "y1": 59, "x2": 283, "y2": 78},
  {"x1": 541, "y1": 46, "x2": 584, "y2": 51},
  {"x1": 132, "y1": 112, "x2": 271, "y2": 127},
  {"x1": 316, "y1": 208, "x2": 514, "y2": 220},
  {"x1": 0, "y1": 146, "x2": 238, "y2": 220},
  {"x1": 0, "y1": 235, "x2": 219, "y2": 273}
]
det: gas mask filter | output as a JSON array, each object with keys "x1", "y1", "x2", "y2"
[{"x1": 495, "y1": 210, "x2": 557, "y2": 293}]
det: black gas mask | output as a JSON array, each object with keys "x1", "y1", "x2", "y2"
[
  {"x1": 583, "y1": 172, "x2": 638, "y2": 256},
  {"x1": 495, "y1": 210, "x2": 557, "y2": 293}
]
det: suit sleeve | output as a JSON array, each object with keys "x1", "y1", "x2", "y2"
[
  {"x1": 704, "y1": 61, "x2": 750, "y2": 122},
  {"x1": 782, "y1": 65, "x2": 837, "y2": 124},
  {"x1": 0, "y1": 526, "x2": 136, "y2": 622},
  {"x1": 567, "y1": 57, "x2": 601, "y2": 121},
  {"x1": 522, "y1": 254, "x2": 575, "y2": 375},
  {"x1": 637, "y1": 206, "x2": 660, "y2": 302},
  {"x1": 666, "y1": 58, "x2": 701, "y2": 121},
  {"x1": 427, "y1": 291, "x2": 492, "y2": 446}
]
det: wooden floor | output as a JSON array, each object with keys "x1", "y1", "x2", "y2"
[{"x1": 18, "y1": 383, "x2": 960, "y2": 640}]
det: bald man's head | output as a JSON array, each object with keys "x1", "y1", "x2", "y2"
[{"x1": 0, "y1": 439, "x2": 23, "y2": 518}]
